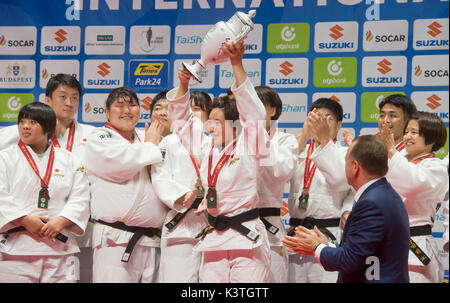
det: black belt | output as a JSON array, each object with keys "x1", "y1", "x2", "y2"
[
  {"x1": 95, "y1": 220, "x2": 161, "y2": 263},
  {"x1": 196, "y1": 208, "x2": 260, "y2": 242},
  {"x1": 288, "y1": 217, "x2": 340, "y2": 241},
  {"x1": 409, "y1": 225, "x2": 432, "y2": 266},
  {"x1": 0, "y1": 225, "x2": 68, "y2": 243},
  {"x1": 259, "y1": 208, "x2": 281, "y2": 235},
  {"x1": 165, "y1": 197, "x2": 203, "y2": 230}
]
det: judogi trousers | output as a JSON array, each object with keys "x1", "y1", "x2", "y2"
[
  {"x1": 93, "y1": 243, "x2": 160, "y2": 283},
  {"x1": 0, "y1": 253, "x2": 77, "y2": 283}
]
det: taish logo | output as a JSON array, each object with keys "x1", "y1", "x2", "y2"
[
  {"x1": 134, "y1": 63, "x2": 163, "y2": 76},
  {"x1": 426, "y1": 94, "x2": 442, "y2": 110},
  {"x1": 97, "y1": 63, "x2": 111, "y2": 77}
]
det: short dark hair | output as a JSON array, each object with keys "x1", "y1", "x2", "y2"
[
  {"x1": 379, "y1": 94, "x2": 417, "y2": 121},
  {"x1": 210, "y1": 95, "x2": 239, "y2": 122},
  {"x1": 407, "y1": 111, "x2": 447, "y2": 152},
  {"x1": 18, "y1": 102, "x2": 56, "y2": 139},
  {"x1": 190, "y1": 90, "x2": 212, "y2": 114},
  {"x1": 255, "y1": 86, "x2": 282, "y2": 120},
  {"x1": 350, "y1": 135, "x2": 388, "y2": 177},
  {"x1": 105, "y1": 87, "x2": 139, "y2": 111},
  {"x1": 150, "y1": 90, "x2": 169, "y2": 114},
  {"x1": 45, "y1": 73, "x2": 82, "y2": 98},
  {"x1": 310, "y1": 98, "x2": 343, "y2": 122}
]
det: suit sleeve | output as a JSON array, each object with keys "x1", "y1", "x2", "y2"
[
  {"x1": 319, "y1": 199, "x2": 385, "y2": 274},
  {"x1": 151, "y1": 137, "x2": 192, "y2": 212}
]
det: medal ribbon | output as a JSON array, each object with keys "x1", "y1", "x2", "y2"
[
  {"x1": 18, "y1": 140, "x2": 55, "y2": 189},
  {"x1": 303, "y1": 140, "x2": 318, "y2": 191},
  {"x1": 410, "y1": 152, "x2": 435, "y2": 165},
  {"x1": 105, "y1": 122, "x2": 140, "y2": 144},
  {"x1": 51, "y1": 121, "x2": 75, "y2": 151},
  {"x1": 208, "y1": 139, "x2": 238, "y2": 188},
  {"x1": 396, "y1": 141, "x2": 405, "y2": 152}
]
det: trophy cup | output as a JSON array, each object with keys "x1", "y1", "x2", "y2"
[{"x1": 182, "y1": 10, "x2": 256, "y2": 83}]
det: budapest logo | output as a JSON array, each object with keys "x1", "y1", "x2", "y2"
[
  {"x1": 279, "y1": 61, "x2": 294, "y2": 76},
  {"x1": 0, "y1": 35, "x2": 6, "y2": 46},
  {"x1": 97, "y1": 63, "x2": 111, "y2": 77},
  {"x1": 414, "y1": 65, "x2": 423, "y2": 77},
  {"x1": 365, "y1": 30, "x2": 374, "y2": 42},
  {"x1": 329, "y1": 25, "x2": 344, "y2": 40},
  {"x1": 41, "y1": 68, "x2": 49, "y2": 80},
  {"x1": 426, "y1": 94, "x2": 442, "y2": 110},
  {"x1": 54, "y1": 29, "x2": 68, "y2": 43},
  {"x1": 141, "y1": 96, "x2": 153, "y2": 111},
  {"x1": 427, "y1": 22, "x2": 443, "y2": 38},
  {"x1": 377, "y1": 59, "x2": 392, "y2": 75},
  {"x1": 84, "y1": 102, "x2": 92, "y2": 113}
]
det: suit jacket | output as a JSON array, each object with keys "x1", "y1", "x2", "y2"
[{"x1": 320, "y1": 178, "x2": 410, "y2": 283}]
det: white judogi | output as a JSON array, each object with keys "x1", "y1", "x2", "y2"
[
  {"x1": 167, "y1": 78, "x2": 271, "y2": 283},
  {"x1": 0, "y1": 144, "x2": 90, "y2": 282},
  {"x1": 85, "y1": 127, "x2": 168, "y2": 283},
  {"x1": 257, "y1": 128, "x2": 297, "y2": 283},
  {"x1": 151, "y1": 133, "x2": 208, "y2": 282},
  {"x1": 386, "y1": 152, "x2": 449, "y2": 283},
  {"x1": 288, "y1": 140, "x2": 354, "y2": 283}
]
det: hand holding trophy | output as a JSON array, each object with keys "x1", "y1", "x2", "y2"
[{"x1": 182, "y1": 10, "x2": 256, "y2": 83}]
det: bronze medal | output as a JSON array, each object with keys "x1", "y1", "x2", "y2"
[
  {"x1": 195, "y1": 177, "x2": 205, "y2": 198},
  {"x1": 206, "y1": 186, "x2": 217, "y2": 209},
  {"x1": 298, "y1": 188, "x2": 309, "y2": 210},
  {"x1": 38, "y1": 187, "x2": 50, "y2": 209}
]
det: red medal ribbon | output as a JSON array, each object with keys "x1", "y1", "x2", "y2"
[
  {"x1": 51, "y1": 121, "x2": 75, "y2": 152},
  {"x1": 396, "y1": 141, "x2": 405, "y2": 152},
  {"x1": 410, "y1": 152, "x2": 435, "y2": 164},
  {"x1": 208, "y1": 139, "x2": 238, "y2": 188},
  {"x1": 303, "y1": 140, "x2": 318, "y2": 191},
  {"x1": 18, "y1": 140, "x2": 55, "y2": 188},
  {"x1": 105, "y1": 122, "x2": 140, "y2": 144}
]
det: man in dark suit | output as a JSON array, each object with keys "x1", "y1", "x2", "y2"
[{"x1": 283, "y1": 135, "x2": 410, "y2": 283}]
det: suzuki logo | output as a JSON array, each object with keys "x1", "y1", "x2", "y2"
[
  {"x1": 281, "y1": 201, "x2": 289, "y2": 217},
  {"x1": 97, "y1": 63, "x2": 111, "y2": 77},
  {"x1": 427, "y1": 22, "x2": 442, "y2": 38},
  {"x1": 141, "y1": 96, "x2": 153, "y2": 112},
  {"x1": 329, "y1": 25, "x2": 344, "y2": 40},
  {"x1": 279, "y1": 61, "x2": 294, "y2": 76},
  {"x1": 54, "y1": 29, "x2": 68, "y2": 43},
  {"x1": 330, "y1": 95, "x2": 341, "y2": 102},
  {"x1": 377, "y1": 59, "x2": 392, "y2": 75},
  {"x1": 426, "y1": 94, "x2": 442, "y2": 110}
]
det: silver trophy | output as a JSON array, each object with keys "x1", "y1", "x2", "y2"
[{"x1": 182, "y1": 10, "x2": 256, "y2": 83}]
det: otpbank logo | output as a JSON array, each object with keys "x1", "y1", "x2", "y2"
[
  {"x1": 315, "y1": 22, "x2": 358, "y2": 52},
  {"x1": 265, "y1": 58, "x2": 308, "y2": 88},
  {"x1": 411, "y1": 91, "x2": 449, "y2": 123},
  {"x1": 267, "y1": 23, "x2": 310, "y2": 53},
  {"x1": 414, "y1": 19, "x2": 449, "y2": 50},
  {"x1": 83, "y1": 60, "x2": 124, "y2": 89},
  {"x1": 313, "y1": 57, "x2": 357, "y2": 88},
  {"x1": 0, "y1": 93, "x2": 34, "y2": 122},
  {"x1": 360, "y1": 92, "x2": 406, "y2": 123},
  {"x1": 362, "y1": 56, "x2": 407, "y2": 87},
  {"x1": 41, "y1": 26, "x2": 80, "y2": 55},
  {"x1": 412, "y1": 55, "x2": 449, "y2": 87},
  {"x1": 363, "y1": 20, "x2": 408, "y2": 51}
]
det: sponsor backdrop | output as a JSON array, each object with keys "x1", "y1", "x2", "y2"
[{"x1": 0, "y1": 0, "x2": 448, "y2": 282}]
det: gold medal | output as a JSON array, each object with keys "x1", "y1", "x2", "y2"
[
  {"x1": 195, "y1": 177, "x2": 205, "y2": 198},
  {"x1": 206, "y1": 186, "x2": 218, "y2": 209},
  {"x1": 298, "y1": 188, "x2": 309, "y2": 210}
]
